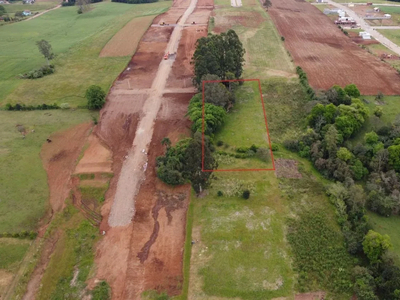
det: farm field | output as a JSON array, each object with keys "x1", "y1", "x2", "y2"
[
  {"x1": 268, "y1": 0, "x2": 400, "y2": 95},
  {"x1": 0, "y1": 1, "x2": 171, "y2": 107},
  {"x1": 211, "y1": 0, "x2": 295, "y2": 79},
  {"x1": 2, "y1": 0, "x2": 59, "y2": 14},
  {"x1": 350, "y1": 5, "x2": 400, "y2": 26}
]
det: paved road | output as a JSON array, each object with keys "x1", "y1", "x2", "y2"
[
  {"x1": 325, "y1": 0, "x2": 400, "y2": 55},
  {"x1": 371, "y1": 25, "x2": 400, "y2": 29}
]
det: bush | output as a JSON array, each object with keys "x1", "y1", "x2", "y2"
[
  {"x1": 236, "y1": 147, "x2": 249, "y2": 153},
  {"x1": 217, "y1": 140, "x2": 224, "y2": 146},
  {"x1": 270, "y1": 143, "x2": 279, "y2": 151},
  {"x1": 92, "y1": 281, "x2": 111, "y2": 300},
  {"x1": 5, "y1": 103, "x2": 60, "y2": 111},
  {"x1": 86, "y1": 85, "x2": 106, "y2": 110},
  {"x1": 217, "y1": 191, "x2": 223, "y2": 197},
  {"x1": 242, "y1": 189, "x2": 250, "y2": 199},
  {"x1": 20, "y1": 64, "x2": 55, "y2": 79},
  {"x1": 281, "y1": 36, "x2": 285, "y2": 41},
  {"x1": 256, "y1": 147, "x2": 270, "y2": 162},
  {"x1": 374, "y1": 107, "x2": 383, "y2": 118},
  {"x1": 249, "y1": 144, "x2": 258, "y2": 152},
  {"x1": 283, "y1": 139, "x2": 299, "y2": 152}
]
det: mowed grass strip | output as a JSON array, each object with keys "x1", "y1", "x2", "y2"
[
  {"x1": 0, "y1": 238, "x2": 31, "y2": 271},
  {"x1": 0, "y1": 1, "x2": 171, "y2": 106},
  {"x1": 211, "y1": 0, "x2": 294, "y2": 78},
  {"x1": 99, "y1": 15, "x2": 155, "y2": 57},
  {"x1": 3, "y1": 1, "x2": 59, "y2": 14},
  {"x1": 190, "y1": 171, "x2": 294, "y2": 300},
  {"x1": 0, "y1": 110, "x2": 92, "y2": 233}
]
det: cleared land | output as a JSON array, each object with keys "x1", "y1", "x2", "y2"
[
  {"x1": 268, "y1": 0, "x2": 400, "y2": 95},
  {"x1": 0, "y1": 1, "x2": 171, "y2": 107},
  {"x1": 211, "y1": 0, "x2": 295, "y2": 79}
]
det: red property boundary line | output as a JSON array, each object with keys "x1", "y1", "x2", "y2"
[{"x1": 201, "y1": 79, "x2": 276, "y2": 172}]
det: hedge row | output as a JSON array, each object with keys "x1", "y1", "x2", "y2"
[
  {"x1": 296, "y1": 66, "x2": 315, "y2": 100},
  {"x1": 0, "y1": 231, "x2": 37, "y2": 240}
]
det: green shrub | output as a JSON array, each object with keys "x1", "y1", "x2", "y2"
[
  {"x1": 20, "y1": 64, "x2": 55, "y2": 79},
  {"x1": 236, "y1": 147, "x2": 249, "y2": 153},
  {"x1": 270, "y1": 143, "x2": 279, "y2": 151},
  {"x1": 92, "y1": 281, "x2": 111, "y2": 300},
  {"x1": 217, "y1": 140, "x2": 224, "y2": 146},
  {"x1": 86, "y1": 85, "x2": 106, "y2": 110},
  {"x1": 249, "y1": 144, "x2": 258, "y2": 152},
  {"x1": 217, "y1": 191, "x2": 223, "y2": 197},
  {"x1": 242, "y1": 189, "x2": 250, "y2": 199}
]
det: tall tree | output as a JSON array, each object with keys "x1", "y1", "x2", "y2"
[
  {"x1": 36, "y1": 40, "x2": 54, "y2": 65},
  {"x1": 192, "y1": 30, "x2": 245, "y2": 87},
  {"x1": 362, "y1": 230, "x2": 392, "y2": 264}
]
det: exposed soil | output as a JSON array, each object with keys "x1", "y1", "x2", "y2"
[
  {"x1": 91, "y1": 0, "x2": 212, "y2": 298},
  {"x1": 74, "y1": 134, "x2": 112, "y2": 175},
  {"x1": 41, "y1": 123, "x2": 92, "y2": 213},
  {"x1": 348, "y1": 31, "x2": 380, "y2": 45},
  {"x1": 274, "y1": 159, "x2": 302, "y2": 179},
  {"x1": 268, "y1": 0, "x2": 400, "y2": 95}
]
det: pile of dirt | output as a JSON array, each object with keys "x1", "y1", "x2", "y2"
[
  {"x1": 268, "y1": 0, "x2": 400, "y2": 95},
  {"x1": 275, "y1": 159, "x2": 302, "y2": 179}
]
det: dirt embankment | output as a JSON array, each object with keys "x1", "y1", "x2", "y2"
[{"x1": 268, "y1": 0, "x2": 400, "y2": 95}]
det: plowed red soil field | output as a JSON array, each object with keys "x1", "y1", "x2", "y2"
[{"x1": 268, "y1": 0, "x2": 400, "y2": 95}]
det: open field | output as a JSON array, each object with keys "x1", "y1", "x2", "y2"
[
  {"x1": 189, "y1": 76, "x2": 354, "y2": 299},
  {"x1": 0, "y1": 110, "x2": 92, "y2": 233},
  {"x1": 367, "y1": 212, "x2": 400, "y2": 264},
  {"x1": 350, "y1": 4, "x2": 400, "y2": 26},
  {"x1": 0, "y1": 1, "x2": 171, "y2": 107},
  {"x1": 211, "y1": 0, "x2": 295, "y2": 79},
  {"x1": 268, "y1": 0, "x2": 400, "y2": 95}
]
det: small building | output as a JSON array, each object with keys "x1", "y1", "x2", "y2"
[
  {"x1": 22, "y1": 10, "x2": 32, "y2": 16},
  {"x1": 316, "y1": 0, "x2": 325, "y2": 3},
  {"x1": 384, "y1": 13, "x2": 391, "y2": 18},
  {"x1": 359, "y1": 31, "x2": 371, "y2": 39},
  {"x1": 374, "y1": 7, "x2": 380, "y2": 12}
]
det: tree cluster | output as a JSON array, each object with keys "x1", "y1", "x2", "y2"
[
  {"x1": 85, "y1": 85, "x2": 106, "y2": 110},
  {"x1": 286, "y1": 83, "x2": 400, "y2": 299},
  {"x1": 156, "y1": 134, "x2": 217, "y2": 193},
  {"x1": 191, "y1": 30, "x2": 245, "y2": 87},
  {"x1": 111, "y1": 0, "x2": 157, "y2": 4}
]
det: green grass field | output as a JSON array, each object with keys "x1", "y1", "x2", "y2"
[
  {"x1": 378, "y1": 29, "x2": 400, "y2": 48},
  {"x1": 211, "y1": 0, "x2": 294, "y2": 79},
  {"x1": 0, "y1": 238, "x2": 31, "y2": 271},
  {"x1": 0, "y1": 1, "x2": 171, "y2": 107},
  {"x1": 0, "y1": 110, "x2": 93, "y2": 233}
]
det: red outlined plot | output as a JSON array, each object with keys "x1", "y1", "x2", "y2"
[{"x1": 201, "y1": 79, "x2": 275, "y2": 172}]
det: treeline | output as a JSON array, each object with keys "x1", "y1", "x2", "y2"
[
  {"x1": 285, "y1": 70, "x2": 400, "y2": 299},
  {"x1": 111, "y1": 0, "x2": 157, "y2": 4},
  {"x1": 5, "y1": 103, "x2": 61, "y2": 111},
  {"x1": 62, "y1": 0, "x2": 102, "y2": 7},
  {"x1": 156, "y1": 30, "x2": 245, "y2": 193}
]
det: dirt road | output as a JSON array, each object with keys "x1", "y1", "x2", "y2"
[
  {"x1": 325, "y1": 0, "x2": 400, "y2": 56},
  {"x1": 24, "y1": 5, "x2": 61, "y2": 22},
  {"x1": 108, "y1": 0, "x2": 198, "y2": 228}
]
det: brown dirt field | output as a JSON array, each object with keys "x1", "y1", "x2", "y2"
[
  {"x1": 213, "y1": 11, "x2": 264, "y2": 33},
  {"x1": 268, "y1": 0, "x2": 400, "y2": 95},
  {"x1": 74, "y1": 135, "x2": 112, "y2": 174},
  {"x1": 348, "y1": 31, "x2": 380, "y2": 45},
  {"x1": 186, "y1": 8, "x2": 212, "y2": 24},
  {"x1": 100, "y1": 15, "x2": 155, "y2": 58},
  {"x1": 41, "y1": 123, "x2": 92, "y2": 213},
  {"x1": 113, "y1": 27, "x2": 173, "y2": 90},
  {"x1": 0, "y1": 270, "x2": 13, "y2": 298},
  {"x1": 94, "y1": 94, "x2": 193, "y2": 299},
  {"x1": 166, "y1": 26, "x2": 208, "y2": 88}
]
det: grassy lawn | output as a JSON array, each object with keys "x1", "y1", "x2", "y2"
[
  {"x1": 0, "y1": 110, "x2": 92, "y2": 233},
  {"x1": 367, "y1": 212, "x2": 400, "y2": 264},
  {"x1": 0, "y1": 238, "x2": 31, "y2": 271},
  {"x1": 0, "y1": 1, "x2": 171, "y2": 107},
  {"x1": 378, "y1": 29, "x2": 400, "y2": 47},
  {"x1": 211, "y1": 0, "x2": 294, "y2": 79}
]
